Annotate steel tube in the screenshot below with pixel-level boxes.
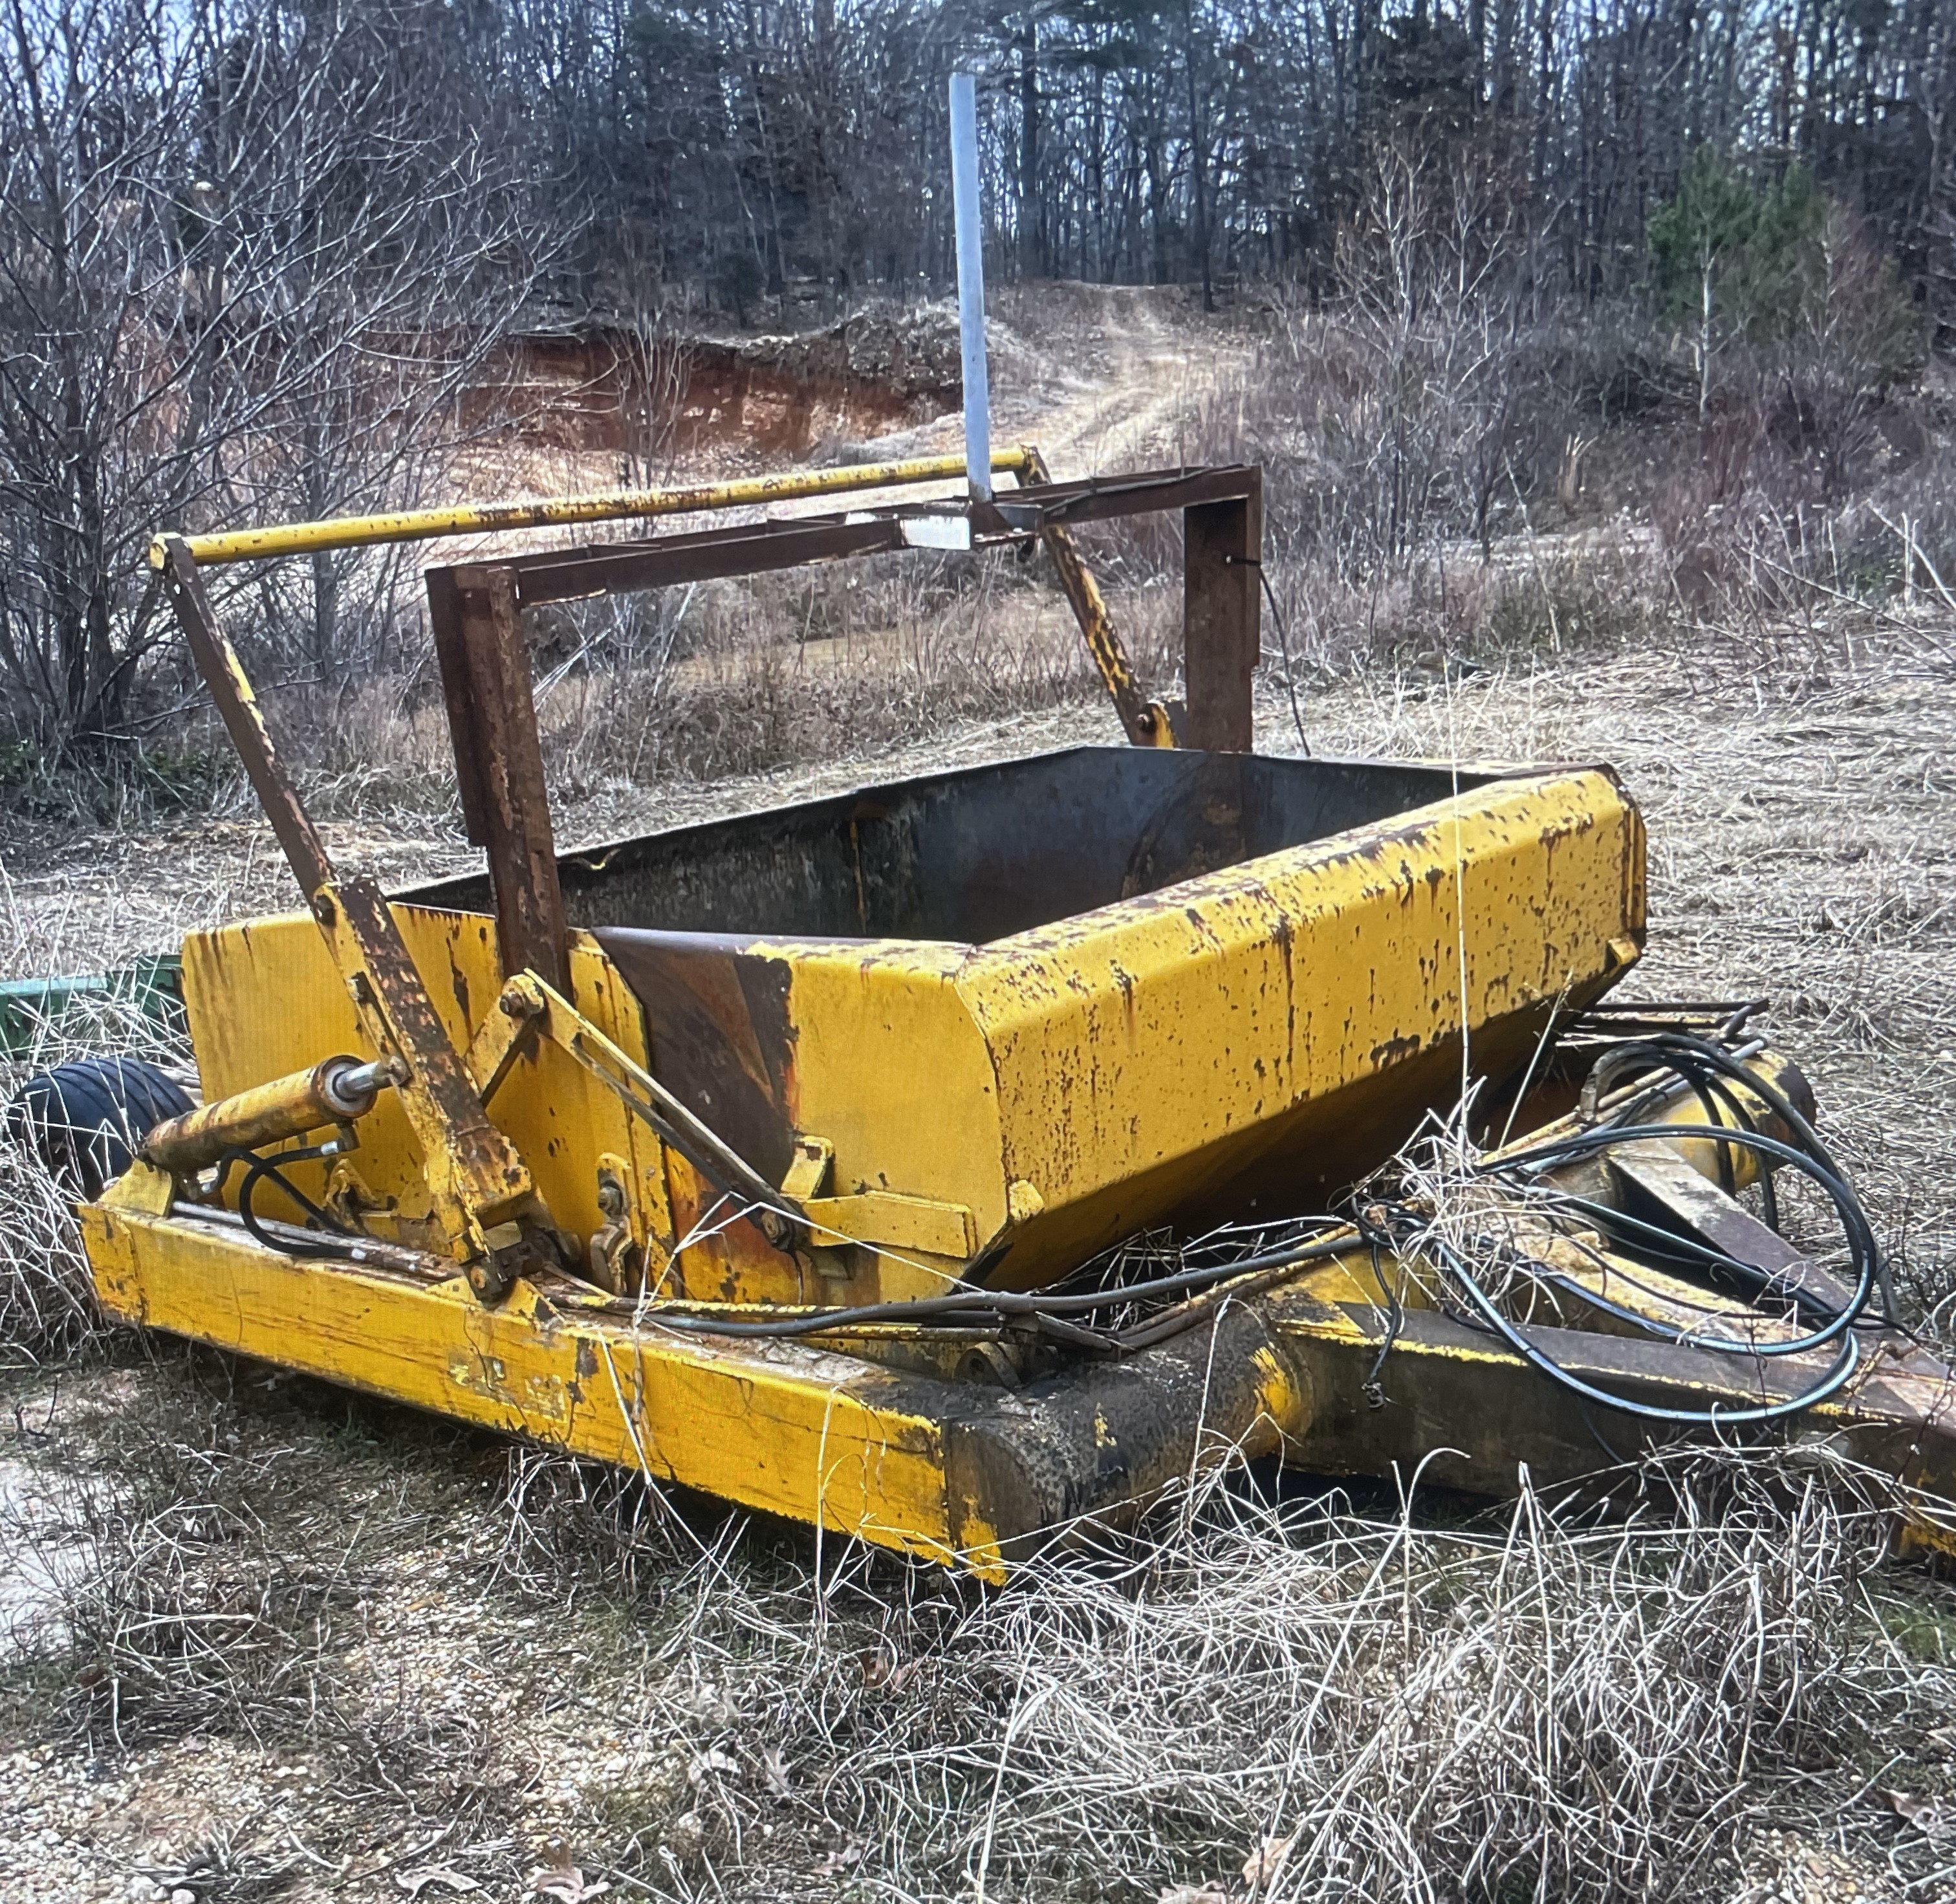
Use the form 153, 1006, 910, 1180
149, 449, 1036, 571
948, 72, 992, 503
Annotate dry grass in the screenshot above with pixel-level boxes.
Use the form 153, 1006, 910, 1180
1, 1359, 553, 1897
480, 1438, 1956, 1903
0, 1116, 107, 1368
3, 287, 1956, 1899
0, 998, 191, 1368
12, 1362, 1956, 1900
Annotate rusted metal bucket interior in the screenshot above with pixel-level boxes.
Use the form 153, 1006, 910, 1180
407, 747, 1499, 944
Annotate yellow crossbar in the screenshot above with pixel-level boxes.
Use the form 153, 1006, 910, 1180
149, 448, 1036, 569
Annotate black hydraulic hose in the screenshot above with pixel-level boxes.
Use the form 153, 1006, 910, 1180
229, 1143, 360, 1258
1417, 1102, 1886, 1421
1612, 1031, 1902, 1312
1598, 1034, 1860, 1259
1536, 1269, 1847, 1358
629, 1228, 1355, 1340
1516, 1183, 1847, 1326
1428, 1225, 1864, 1425
1493, 1124, 1878, 1356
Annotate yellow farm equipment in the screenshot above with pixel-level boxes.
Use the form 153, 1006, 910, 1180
32, 451, 1956, 1573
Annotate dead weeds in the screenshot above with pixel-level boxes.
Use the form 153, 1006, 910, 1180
1, 520, 1955, 1898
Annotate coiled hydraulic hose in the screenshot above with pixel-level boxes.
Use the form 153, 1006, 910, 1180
1366, 1031, 1890, 1426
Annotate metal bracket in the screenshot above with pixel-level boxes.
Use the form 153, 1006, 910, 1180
467, 972, 798, 1250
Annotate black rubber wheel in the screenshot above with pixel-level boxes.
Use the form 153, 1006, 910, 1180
4, 1056, 194, 1199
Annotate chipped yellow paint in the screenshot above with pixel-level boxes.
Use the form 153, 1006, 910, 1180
767, 766, 1645, 1286
166, 765, 1644, 1302
152, 448, 1039, 569
181, 907, 660, 1253
81, 1201, 1003, 1574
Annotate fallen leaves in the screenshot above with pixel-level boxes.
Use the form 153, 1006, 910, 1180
530, 1864, 610, 1902
1154, 1826, 1300, 1904
1241, 1830, 1298, 1894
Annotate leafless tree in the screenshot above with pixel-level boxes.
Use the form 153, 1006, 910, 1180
0, 0, 554, 751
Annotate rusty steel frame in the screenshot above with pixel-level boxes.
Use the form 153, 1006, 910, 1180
422, 461, 1263, 1001
154, 461, 1263, 1294
426, 565, 572, 994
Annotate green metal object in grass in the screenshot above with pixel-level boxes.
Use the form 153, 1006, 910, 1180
0, 955, 186, 1058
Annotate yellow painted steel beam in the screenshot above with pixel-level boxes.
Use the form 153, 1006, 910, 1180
78, 1064, 1956, 1570
148, 449, 1039, 570
157, 534, 558, 1292
82, 1194, 1001, 1571
80, 1179, 1312, 1570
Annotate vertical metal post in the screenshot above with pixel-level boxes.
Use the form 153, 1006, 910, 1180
428, 565, 570, 992
949, 71, 992, 503
1182, 469, 1261, 752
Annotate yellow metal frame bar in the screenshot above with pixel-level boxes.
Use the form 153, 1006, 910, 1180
157, 535, 559, 1293
83, 1192, 999, 1570
149, 448, 1039, 569
84, 1056, 1956, 1572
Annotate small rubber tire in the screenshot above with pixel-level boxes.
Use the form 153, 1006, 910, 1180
4, 1056, 193, 1200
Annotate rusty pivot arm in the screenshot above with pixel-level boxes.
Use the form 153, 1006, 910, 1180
465, 970, 799, 1249
157, 538, 560, 1300
1022, 448, 1175, 747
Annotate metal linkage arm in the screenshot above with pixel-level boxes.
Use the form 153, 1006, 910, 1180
1023, 448, 1175, 747
158, 540, 558, 1301
465, 973, 798, 1248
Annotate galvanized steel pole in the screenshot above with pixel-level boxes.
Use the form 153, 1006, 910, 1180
948, 72, 992, 503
